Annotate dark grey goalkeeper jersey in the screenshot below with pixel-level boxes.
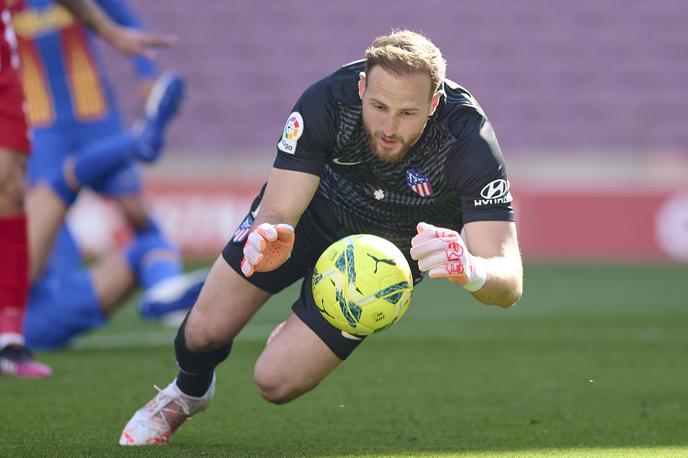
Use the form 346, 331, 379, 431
273, 60, 514, 258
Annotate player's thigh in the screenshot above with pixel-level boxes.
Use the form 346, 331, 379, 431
0, 146, 25, 175
115, 189, 150, 230
253, 270, 363, 402
92, 162, 149, 228
89, 249, 137, 313
184, 256, 273, 349
0, 147, 26, 213
254, 312, 341, 403
0, 147, 25, 180
94, 162, 149, 228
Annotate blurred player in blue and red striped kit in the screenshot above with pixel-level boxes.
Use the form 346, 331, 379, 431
0, 0, 182, 378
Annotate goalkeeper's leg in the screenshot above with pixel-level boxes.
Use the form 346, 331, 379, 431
253, 270, 363, 404
119, 258, 271, 446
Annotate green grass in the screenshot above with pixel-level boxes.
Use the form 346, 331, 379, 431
1, 263, 687, 457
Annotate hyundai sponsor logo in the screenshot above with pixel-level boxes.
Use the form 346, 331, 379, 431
474, 179, 512, 206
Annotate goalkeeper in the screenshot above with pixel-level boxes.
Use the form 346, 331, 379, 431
120, 29, 523, 446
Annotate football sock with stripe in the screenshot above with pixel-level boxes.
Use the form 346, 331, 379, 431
174, 316, 232, 397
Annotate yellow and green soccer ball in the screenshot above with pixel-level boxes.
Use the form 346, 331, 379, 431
312, 234, 413, 336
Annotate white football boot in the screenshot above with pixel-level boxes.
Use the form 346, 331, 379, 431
119, 376, 215, 445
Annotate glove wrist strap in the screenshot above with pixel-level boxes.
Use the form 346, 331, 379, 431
464, 257, 487, 292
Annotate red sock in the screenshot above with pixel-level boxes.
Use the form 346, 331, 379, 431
0, 214, 29, 336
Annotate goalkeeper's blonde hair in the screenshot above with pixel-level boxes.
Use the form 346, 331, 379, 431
364, 30, 446, 98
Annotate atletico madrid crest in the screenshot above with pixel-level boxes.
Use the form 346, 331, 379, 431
406, 169, 433, 197
232, 214, 254, 243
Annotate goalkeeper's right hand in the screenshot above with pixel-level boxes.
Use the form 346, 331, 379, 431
240, 223, 295, 277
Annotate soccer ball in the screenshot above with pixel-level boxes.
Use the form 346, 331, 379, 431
312, 234, 413, 336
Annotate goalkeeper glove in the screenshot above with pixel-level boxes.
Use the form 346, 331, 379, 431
409, 222, 487, 292
240, 223, 295, 277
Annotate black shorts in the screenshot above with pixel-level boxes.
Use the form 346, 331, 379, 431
222, 188, 364, 359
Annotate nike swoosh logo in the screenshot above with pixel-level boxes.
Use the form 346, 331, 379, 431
332, 158, 364, 166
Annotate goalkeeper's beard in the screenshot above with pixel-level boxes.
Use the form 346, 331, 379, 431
363, 124, 422, 164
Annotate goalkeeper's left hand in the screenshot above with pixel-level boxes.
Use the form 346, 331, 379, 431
410, 222, 487, 292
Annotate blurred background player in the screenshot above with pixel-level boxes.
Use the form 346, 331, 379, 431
22, 73, 206, 350
0, 0, 34, 376
14, 0, 208, 346
0, 0, 174, 378
13, 0, 182, 278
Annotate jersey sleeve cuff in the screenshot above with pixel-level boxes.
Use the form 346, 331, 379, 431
461, 210, 515, 224
273, 152, 326, 177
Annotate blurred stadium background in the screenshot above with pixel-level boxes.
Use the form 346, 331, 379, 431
74, 0, 688, 264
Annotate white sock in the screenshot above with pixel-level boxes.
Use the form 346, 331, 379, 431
0, 333, 25, 349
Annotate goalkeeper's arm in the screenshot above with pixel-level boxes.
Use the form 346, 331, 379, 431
240, 168, 320, 277
410, 221, 522, 308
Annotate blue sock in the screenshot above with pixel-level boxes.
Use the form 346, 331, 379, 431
124, 222, 182, 290
73, 133, 136, 188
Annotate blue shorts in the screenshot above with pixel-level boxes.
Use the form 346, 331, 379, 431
24, 267, 105, 350
28, 116, 142, 197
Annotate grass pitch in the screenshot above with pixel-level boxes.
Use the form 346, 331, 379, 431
1, 263, 687, 457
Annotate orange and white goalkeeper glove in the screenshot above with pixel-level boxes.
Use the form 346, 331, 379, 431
240, 223, 295, 277
409, 222, 487, 292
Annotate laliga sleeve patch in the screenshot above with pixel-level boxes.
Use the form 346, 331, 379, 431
278, 112, 304, 154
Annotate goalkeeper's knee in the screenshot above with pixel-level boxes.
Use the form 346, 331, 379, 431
174, 315, 233, 374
